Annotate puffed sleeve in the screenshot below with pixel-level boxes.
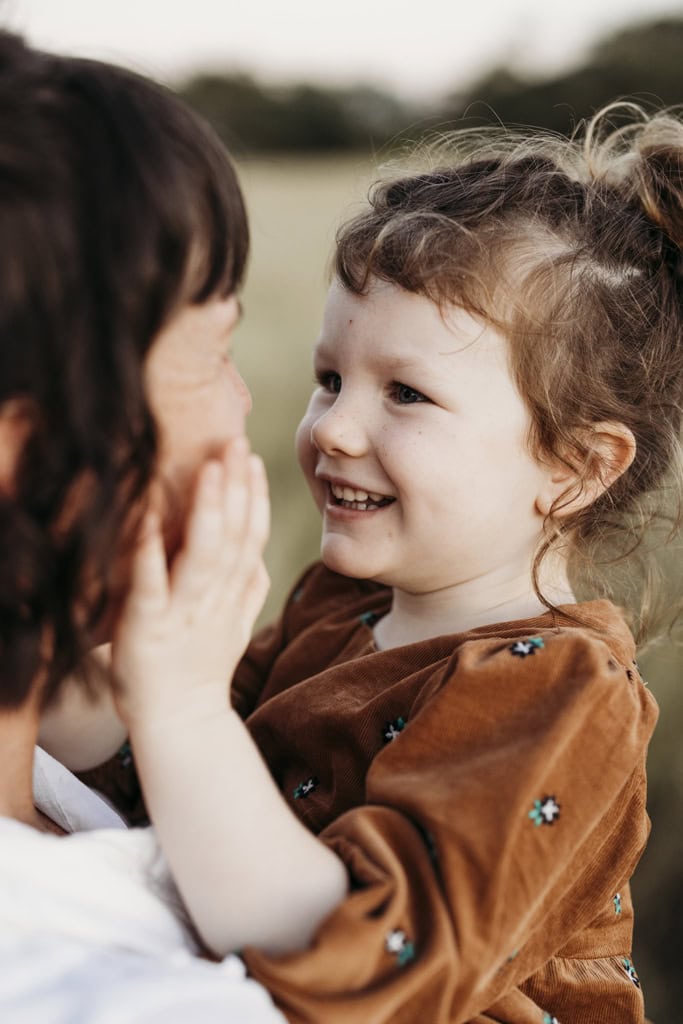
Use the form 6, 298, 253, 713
242, 627, 658, 1023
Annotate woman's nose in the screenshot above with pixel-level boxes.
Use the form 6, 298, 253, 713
232, 366, 252, 416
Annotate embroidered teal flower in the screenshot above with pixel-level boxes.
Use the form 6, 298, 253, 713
622, 958, 641, 988
117, 741, 133, 768
613, 893, 622, 915
360, 610, 380, 626
529, 795, 561, 826
385, 929, 415, 967
510, 637, 545, 657
293, 776, 319, 799
383, 717, 407, 742
422, 829, 438, 863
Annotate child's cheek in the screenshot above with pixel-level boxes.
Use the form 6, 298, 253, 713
295, 413, 317, 483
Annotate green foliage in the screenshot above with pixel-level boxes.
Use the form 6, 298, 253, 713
177, 18, 683, 152
177, 75, 420, 153
444, 18, 683, 133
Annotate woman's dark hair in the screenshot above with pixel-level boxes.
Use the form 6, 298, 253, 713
0, 32, 249, 708
335, 105, 683, 641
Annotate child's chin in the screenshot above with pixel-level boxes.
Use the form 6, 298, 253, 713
320, 545, 372, 581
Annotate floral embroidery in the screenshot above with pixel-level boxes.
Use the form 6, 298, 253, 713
613, 893, 622, 915
510, 637, 545, 657
385, 929, 415, 966
495, 948, 520, 977
293, 776, 319, 799
419, 828, 439, 863
360, 610, 380, 626
383, 717, 407, 742
622, 958, 641, 988
117, 741, 133, 768
543, 1015, 561, 1024
529, 795, 561, 826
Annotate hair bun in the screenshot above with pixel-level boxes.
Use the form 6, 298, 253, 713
587, 105, 683, 256
634, 139, 683, 254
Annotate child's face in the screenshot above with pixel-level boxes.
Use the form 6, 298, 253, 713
296, 278, 552, 595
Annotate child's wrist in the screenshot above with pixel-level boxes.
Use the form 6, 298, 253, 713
121, 682, 231, 738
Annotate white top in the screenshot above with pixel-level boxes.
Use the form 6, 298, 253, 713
0, 747, 285, 1023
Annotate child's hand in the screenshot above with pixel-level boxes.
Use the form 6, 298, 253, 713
112, 439, 270, 730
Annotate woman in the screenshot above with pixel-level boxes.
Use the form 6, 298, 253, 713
0, 30, 282, 1022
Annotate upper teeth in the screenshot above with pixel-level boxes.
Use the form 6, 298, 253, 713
331, 484, 386, 503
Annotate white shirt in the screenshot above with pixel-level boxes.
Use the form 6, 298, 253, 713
0, 748, 285, 1023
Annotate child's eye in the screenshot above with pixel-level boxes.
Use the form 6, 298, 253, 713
315, 370, 342, 394
390, 381, 429, 404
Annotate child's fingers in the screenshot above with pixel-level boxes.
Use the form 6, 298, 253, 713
247, 454, 271, 549
171, 440, 268, 605
172, 459, 226, 599
219, 453, 270, 589
242, 561, 271, 625
220, 437, 251, 544
125, 510, 170, 614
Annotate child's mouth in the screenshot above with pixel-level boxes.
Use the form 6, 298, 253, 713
329, 483, 394, 511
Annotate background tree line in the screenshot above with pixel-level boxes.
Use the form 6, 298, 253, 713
177, 18, 683, 152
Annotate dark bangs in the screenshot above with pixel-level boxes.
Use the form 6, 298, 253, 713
57, 55, 249, 347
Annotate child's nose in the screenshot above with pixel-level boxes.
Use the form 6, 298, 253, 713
310, 399, 367, 458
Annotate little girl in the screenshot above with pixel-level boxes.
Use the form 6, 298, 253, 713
97, 107, 683, 1023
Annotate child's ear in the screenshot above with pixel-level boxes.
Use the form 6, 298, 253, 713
535, 421, 636, 519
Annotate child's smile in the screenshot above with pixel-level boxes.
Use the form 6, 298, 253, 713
296, 277, 558, 603
326, 480, 395, 513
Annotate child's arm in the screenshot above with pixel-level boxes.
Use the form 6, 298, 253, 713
113, 439, 348, 957
38, 645, 128, 771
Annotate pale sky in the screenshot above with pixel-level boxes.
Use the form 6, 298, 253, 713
3, 0, 683, 99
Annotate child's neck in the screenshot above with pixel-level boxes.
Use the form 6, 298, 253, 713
372, 560, 576, 650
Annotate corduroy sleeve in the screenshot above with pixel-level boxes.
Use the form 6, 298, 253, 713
242, 627, 658, 1023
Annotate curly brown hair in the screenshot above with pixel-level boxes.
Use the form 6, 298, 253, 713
335, 105, 683, 640
0, 32, 249, 708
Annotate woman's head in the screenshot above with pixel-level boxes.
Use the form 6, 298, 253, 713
332, 106, 683, 630
0, 31, 249, 708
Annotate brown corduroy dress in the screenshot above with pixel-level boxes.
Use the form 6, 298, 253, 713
83, 561, 658, 1023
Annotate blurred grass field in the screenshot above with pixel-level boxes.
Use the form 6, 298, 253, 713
235, 154, 375, 621
235, 155, 682, 1019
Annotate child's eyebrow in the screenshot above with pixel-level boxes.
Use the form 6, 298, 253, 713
313, 343, 444, 380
